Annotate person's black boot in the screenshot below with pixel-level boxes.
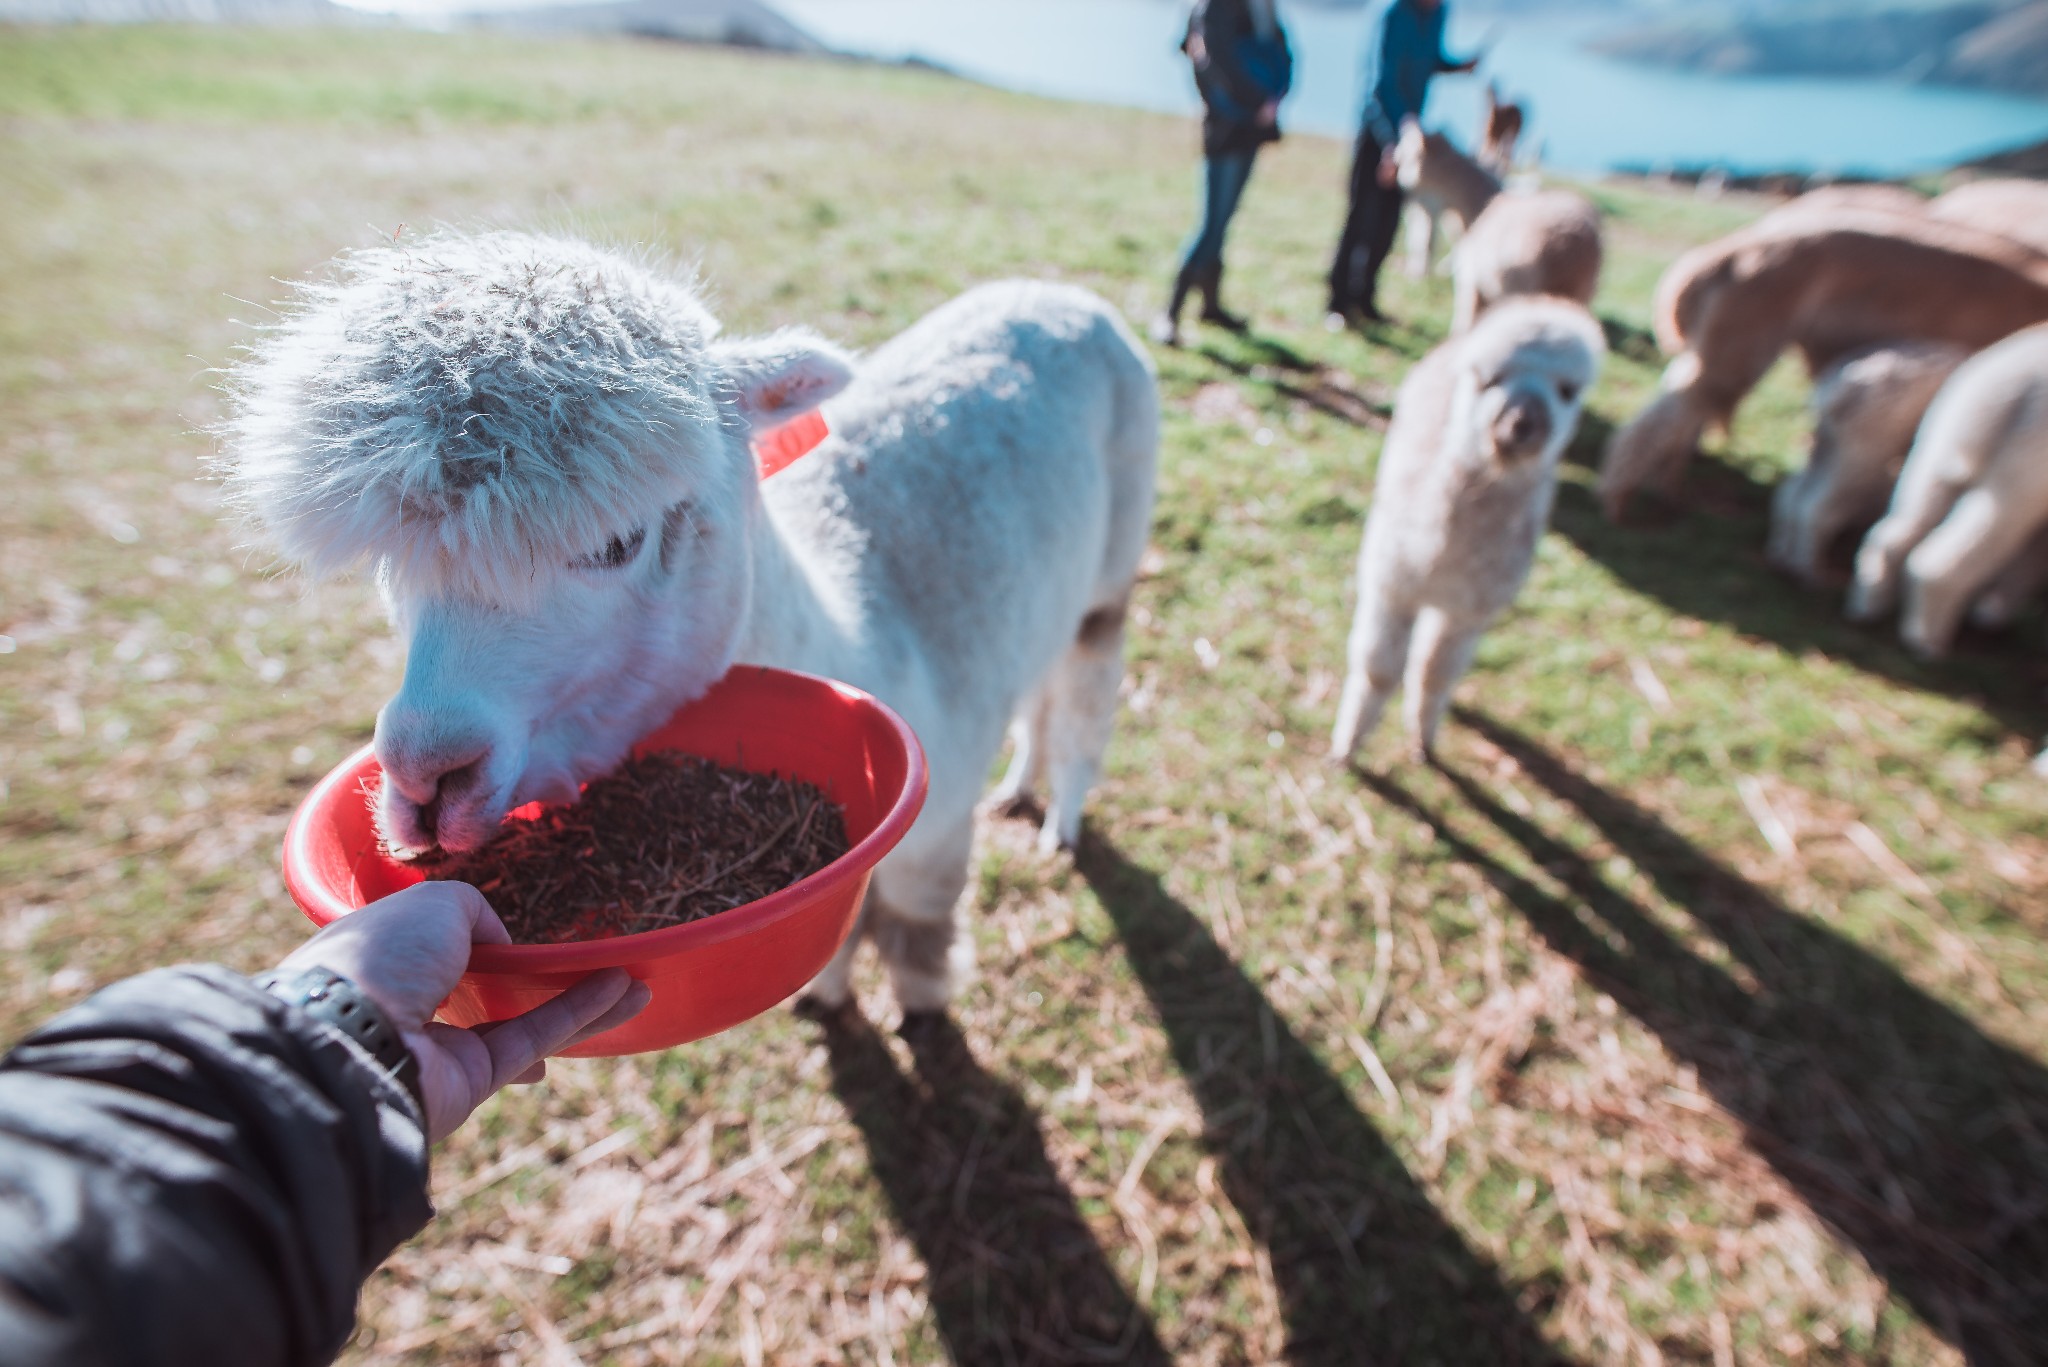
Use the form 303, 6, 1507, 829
1150, 263, 1197, 346
1195, 264, 1248, 332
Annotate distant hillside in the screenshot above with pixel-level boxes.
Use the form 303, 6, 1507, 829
1594, 1, 2048, 97
471, 0, 821, 52
0, 0, 353, 21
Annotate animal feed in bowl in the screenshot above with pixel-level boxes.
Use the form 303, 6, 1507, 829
409, 753, 849, 945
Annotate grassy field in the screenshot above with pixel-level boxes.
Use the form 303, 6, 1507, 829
4, 24, 2048, 1366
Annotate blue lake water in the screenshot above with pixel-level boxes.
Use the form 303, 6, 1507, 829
771, 0, 2048, 177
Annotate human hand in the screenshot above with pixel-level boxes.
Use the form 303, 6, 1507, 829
1378, 148, 1400, 188
278, 882, 650, 1142
1258, 100, 1278, 127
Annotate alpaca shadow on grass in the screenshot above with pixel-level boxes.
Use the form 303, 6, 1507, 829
1555, 405, 2048, 740
813, 1006, 1173, 1366
1193, 338, 1392, 432
1362, 712, 2048, 1364
1074, 837, 1567, 1367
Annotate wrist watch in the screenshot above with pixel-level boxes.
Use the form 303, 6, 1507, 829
255, 964, 425, 1116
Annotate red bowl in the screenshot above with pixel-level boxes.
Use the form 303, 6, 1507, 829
281, 665, 927, 1056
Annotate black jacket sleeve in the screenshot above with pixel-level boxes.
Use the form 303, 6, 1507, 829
0, 965, 433, 1367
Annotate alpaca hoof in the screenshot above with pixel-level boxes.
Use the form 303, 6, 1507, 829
1842, 585, 1887, 624
986, 790, 1042, 823
896, 1008, 949, 1044
793, 992, 859, 1025
1035, 821, 1078, 858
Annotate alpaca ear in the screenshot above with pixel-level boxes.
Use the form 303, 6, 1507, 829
713, 328, 856, 429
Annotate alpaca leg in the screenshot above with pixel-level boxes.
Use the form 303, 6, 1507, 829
1799, 471, 1888, 587
800, 890, 876, 1011
1403, 607, 1482, 761
1598, 355, 1715, 522
1767, 466, 1812, 572
986, 691, 1048, 816
1848, 477, 1966, 623
870, 813, 978, 1016
1036, 601, 1129, 854
1330, 591, 1414, 763
1971, 523, 2048, 628
1900, 490, 2035, 658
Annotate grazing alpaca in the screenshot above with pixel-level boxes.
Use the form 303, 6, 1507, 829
1478, 82, 1525, 175
1393, 120, 1602, 332
221, 231, 1160, 1015
1766, 183, 1928, 223
1330, 297, 1605, 763
1931, 178, 2048, 256
1848, 321, 2048, 658
1598, 210, 2048, 521
1766, 341, 1968, 585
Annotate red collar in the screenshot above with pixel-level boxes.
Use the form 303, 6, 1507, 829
751, 411, 829, 479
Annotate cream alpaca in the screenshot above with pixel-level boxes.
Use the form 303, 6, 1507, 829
1848, 321, 2048, 658
222, 231, 1160, 1015
1330, 297, 1605, 763
1766, 341, 1968, 584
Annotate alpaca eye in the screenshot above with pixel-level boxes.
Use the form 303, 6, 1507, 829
571, 527, 646, 570
1557, 382, 1580, 404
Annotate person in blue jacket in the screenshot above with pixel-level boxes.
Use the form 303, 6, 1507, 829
1153, 0, 1293, 346
1327, 0, 1479, 326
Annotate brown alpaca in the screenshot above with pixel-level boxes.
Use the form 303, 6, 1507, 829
1599, 210, 2048, 520
1394, 121, 1602, 331
1931, 178, 2048, 256
1478, 82, 1525, 175
1765, 183, 1927, 224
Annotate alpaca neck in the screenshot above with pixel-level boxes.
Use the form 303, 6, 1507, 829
733, 487, 865, 682
1430, 144, 1502, 231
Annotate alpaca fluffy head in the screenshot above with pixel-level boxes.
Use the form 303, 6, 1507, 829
219, 230, 848, 605
216, 230, 858, 853
1456, 295, 1605, 464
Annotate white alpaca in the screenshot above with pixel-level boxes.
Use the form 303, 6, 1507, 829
1848, 321, 2048, 658
1392, 120, 1602, 332
221, 231, 1160, 1014
1766, 341, 1968, 585
1330, 297, 1605, 762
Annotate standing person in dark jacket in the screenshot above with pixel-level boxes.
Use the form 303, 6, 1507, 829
1326, 0, 1478, 326
1153, 0, 1293, 347
0, 882, 649, 1367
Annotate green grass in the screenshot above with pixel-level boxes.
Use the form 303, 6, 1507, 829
4, 23, 2047, 1366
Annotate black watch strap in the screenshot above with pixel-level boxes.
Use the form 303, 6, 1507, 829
255, 965, 425, 1117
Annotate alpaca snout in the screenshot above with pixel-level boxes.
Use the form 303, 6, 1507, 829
372, 711, 505, 854
1492, 395, 1552, 457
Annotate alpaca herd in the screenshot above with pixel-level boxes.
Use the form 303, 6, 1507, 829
1601, 178, 2048, 663
218, 133, 2044, 1017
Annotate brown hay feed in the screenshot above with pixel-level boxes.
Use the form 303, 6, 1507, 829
409, 753, 849, 945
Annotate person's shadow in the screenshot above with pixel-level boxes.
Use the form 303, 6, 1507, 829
1075, 839, 1567, 1366
814, 1006, 1174, 1366
1361, 712, 2048, 1364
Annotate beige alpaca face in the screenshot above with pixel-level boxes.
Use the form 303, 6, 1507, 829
372, 478, 755, 856
1467, 342, 1593, 464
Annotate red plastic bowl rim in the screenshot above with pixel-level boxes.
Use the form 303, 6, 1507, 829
283, 669, 929, 976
